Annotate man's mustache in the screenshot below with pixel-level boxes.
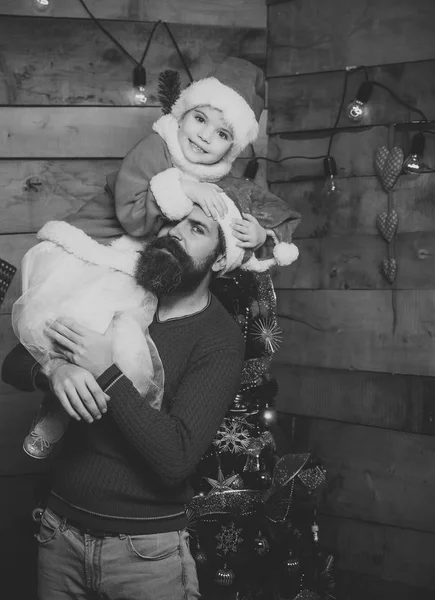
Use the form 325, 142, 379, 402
148, 236, 189, 263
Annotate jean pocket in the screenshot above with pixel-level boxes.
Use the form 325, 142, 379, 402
127, 532, 180, 561
34, 509, 61, 544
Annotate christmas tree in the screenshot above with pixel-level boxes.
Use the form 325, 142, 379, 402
186, 271, 336, 600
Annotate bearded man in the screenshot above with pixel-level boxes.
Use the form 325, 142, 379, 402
2, 197, 247, 600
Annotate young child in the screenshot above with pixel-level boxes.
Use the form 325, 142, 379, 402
12, 57, 300, 460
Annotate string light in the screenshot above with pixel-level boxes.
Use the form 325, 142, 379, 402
402, 131, 426, 175
32, 0, 52, 11
76, 1, 192, 106
70, 6, 432, 179
133, 66, 148, 105
321, 156, 340, 198
245, 69, 432, 187
346, 81, 373, 123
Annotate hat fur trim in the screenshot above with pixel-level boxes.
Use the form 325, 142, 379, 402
241, 236, 299, 273
37, 221, 142, 276
150, 168, 193, 220
171, 78, 259, 162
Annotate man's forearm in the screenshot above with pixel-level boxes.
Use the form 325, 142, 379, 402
98, 349, 244, 487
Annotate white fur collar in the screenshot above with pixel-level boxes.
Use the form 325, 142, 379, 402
37, 221, 143, 276
152, 114, 232, 182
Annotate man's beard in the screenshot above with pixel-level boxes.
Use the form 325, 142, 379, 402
134, 236, 217, 297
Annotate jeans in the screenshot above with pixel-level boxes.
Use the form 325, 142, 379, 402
36, 508, 200, 600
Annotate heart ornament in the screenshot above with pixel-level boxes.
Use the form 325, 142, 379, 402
376, 210, 399, 243
375, 146, 404, 191
381, 258, 397, 284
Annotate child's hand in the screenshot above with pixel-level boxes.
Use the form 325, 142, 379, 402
231, 213, 267, 250
181, 180, 227, 220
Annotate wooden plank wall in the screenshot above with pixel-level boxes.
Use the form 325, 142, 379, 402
0, 2, 266, 596
267, 0, 435, 596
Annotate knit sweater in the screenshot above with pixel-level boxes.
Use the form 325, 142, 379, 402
2, 295, 244, 534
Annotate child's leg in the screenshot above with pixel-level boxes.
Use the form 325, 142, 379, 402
23, 393, 71, 459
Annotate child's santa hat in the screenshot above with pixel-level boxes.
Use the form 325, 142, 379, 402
171, 57, 265, 163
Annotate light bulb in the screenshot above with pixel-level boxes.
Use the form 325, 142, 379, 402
32, 0, 52, 11
402, 132, 425, 175
133, 66, 147, 105
322, 156, 340, 198
346, 81, 373, 123
134, 86, 148, 105
243, 158, 259, 180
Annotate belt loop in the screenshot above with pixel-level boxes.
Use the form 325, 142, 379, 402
60, 517, 68, 532
118, 533, 127, 540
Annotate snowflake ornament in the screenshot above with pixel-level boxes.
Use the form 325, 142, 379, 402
213, 418, 251, 454
251, 318, 283, 354
216, 521, 243, 555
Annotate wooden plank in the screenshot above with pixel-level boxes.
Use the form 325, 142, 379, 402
267, 0, 435, 76
319, 514, 435, 589
275, 290, 435, 376
297, 418, 435, 533
0, 234, 37, 314
0, 159, 120, 234
267, 127, 387, 181
267, 125, 435, 182
0, 0, 267, 28
0, 106, 269, 159
0, 106, 162, 158
272, 364, 435, 436
267, 61, 435, 133
336, 570, 435, 600
0, 17, 266, 106
270, 173, 435, 238
273, 231, 435, 291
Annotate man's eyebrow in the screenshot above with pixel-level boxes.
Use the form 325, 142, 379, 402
186, 216, 211, 234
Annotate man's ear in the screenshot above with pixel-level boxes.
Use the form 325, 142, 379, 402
211, 252, 226, 273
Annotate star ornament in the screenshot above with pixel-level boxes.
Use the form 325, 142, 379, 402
205, 468, 239, 493
251, 318, 283, 354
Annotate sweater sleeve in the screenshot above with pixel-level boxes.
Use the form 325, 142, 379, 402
98, 344, 244, 487
114, 133, 174, 237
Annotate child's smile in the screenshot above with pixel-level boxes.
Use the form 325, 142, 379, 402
178, 106, 233, 165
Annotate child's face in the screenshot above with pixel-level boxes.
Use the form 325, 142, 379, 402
177, 106, 233, 165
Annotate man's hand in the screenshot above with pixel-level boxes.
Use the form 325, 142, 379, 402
180, 180, 227, 220
49, 363, 110, 423
231, 213, 267, 250
46, 317, 114, 379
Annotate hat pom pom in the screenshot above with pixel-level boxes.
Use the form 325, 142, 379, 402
273, 242, 299, 266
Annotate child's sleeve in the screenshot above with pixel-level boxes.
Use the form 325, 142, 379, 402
114, 132, 192, 236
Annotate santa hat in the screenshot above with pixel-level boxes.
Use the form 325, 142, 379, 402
216, 183, 300, 276
170, 57, 265, 163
